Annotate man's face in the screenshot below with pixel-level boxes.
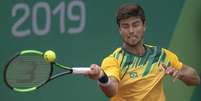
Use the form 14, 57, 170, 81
119, 17, 146, 47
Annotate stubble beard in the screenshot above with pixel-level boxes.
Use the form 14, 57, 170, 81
122, 36, 144, 48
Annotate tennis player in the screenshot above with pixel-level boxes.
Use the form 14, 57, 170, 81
87, 3, 200, 101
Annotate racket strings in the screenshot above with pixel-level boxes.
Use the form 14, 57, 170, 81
6, 55, 51, 89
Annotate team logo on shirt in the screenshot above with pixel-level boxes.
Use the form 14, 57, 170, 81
129, 72, 138, 79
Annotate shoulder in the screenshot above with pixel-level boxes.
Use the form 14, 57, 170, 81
145, 44, 178, 57
161, 48, 177, 57
102, 47, 123, 64
144, 44, 163, 55
103, 47, 123, 59
144, 44, 177, 54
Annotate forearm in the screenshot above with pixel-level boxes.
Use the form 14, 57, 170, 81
179, 65, 200, 86
87, 64, 119, 97
99, 77, 118, 97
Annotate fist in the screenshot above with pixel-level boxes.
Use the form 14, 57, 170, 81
87, 64, 103, 80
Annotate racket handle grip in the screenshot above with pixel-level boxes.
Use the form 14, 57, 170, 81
72, 68, 90, 74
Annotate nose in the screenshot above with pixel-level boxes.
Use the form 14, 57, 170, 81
129, 26, 135, 34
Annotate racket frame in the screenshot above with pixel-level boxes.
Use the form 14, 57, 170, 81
4, 50, 53, 92
4, 50, 89, 92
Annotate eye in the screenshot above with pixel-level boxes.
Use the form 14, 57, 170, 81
133, 22, 140, 28
121, 24, 129, 29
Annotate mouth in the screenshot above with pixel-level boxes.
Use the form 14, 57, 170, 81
128, 35, 137, 40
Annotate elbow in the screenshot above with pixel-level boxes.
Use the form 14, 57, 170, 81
105, 88, 118, 98
100, 84, 118, 98
194, 75, 200, 85
196, 76, 200, 85
185, 76, 200, 86
185, 82, 199, 86
105, 93, 115, 98
105, 90, 117, 98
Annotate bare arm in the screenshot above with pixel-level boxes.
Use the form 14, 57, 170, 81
166, 64, 200, 86
178, 64, 200, 85
99, 76, 118, 97
87, 64, 118, 97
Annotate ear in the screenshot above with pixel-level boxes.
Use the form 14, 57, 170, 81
119, 27, 123, 35
144, 26, 146, 31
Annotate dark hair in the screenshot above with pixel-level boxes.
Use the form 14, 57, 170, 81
116, 3, 145, 26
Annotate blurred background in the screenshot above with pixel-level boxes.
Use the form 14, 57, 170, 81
0, 0, 200, 101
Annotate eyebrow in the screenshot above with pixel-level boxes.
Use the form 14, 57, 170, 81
132, 20, 141, 24
120, 23, 129, 26
121, 20, 141, 25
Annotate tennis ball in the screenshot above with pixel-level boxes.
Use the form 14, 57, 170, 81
44, 50, 56, 63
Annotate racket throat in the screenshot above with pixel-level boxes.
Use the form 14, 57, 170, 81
50, 70, 73, 80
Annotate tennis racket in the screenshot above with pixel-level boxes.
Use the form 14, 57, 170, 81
4, 50, 90, 92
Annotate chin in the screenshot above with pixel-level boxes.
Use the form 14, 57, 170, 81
126, 43, 138, 47
123, 38, 142, 47
129, 41, 138, 46
127, 41, 141, 47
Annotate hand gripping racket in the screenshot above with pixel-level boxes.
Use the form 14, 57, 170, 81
4, 50, 90, 92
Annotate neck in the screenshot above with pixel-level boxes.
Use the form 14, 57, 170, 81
123, 43, 145, 56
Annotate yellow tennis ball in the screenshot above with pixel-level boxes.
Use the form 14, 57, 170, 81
44, 50, 56, 62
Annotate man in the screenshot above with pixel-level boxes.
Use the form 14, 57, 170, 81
87, 3, 200, 101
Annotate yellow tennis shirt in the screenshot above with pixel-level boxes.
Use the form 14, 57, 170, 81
101, 44, 183, 101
